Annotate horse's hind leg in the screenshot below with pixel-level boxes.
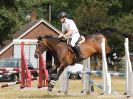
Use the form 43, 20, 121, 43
48, 66, 65, 92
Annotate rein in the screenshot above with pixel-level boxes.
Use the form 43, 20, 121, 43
45, 37, 67, 59
47, 39, 61, 49
40, 37, 66, 53
38, 36, 69, 57
48, 37, 66, 48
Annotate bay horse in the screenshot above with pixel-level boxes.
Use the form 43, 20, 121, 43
34, 33, 111, 92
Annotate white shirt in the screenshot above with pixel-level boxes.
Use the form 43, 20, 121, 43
62, 18, 79, 34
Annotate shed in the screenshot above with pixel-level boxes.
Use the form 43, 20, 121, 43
0, 19, 61, 68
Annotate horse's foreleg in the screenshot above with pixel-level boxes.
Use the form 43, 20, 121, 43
49, 66, 57, 74
48, 66, 57, 83
48, 66, 65, 92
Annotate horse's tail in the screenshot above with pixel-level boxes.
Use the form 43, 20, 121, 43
99, 27, 129, 65
100, 27, 133, 40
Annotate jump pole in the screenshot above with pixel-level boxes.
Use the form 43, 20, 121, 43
0, 78, 37, 88
20, 41, 48, 89
81, 57, 90, 94
59, 66, 69, 94
38, 55, 48, 88
87, 38, 111, 94
59, 38, 111, 95
59, 58, 90, 95
20, 42, 32, 88
83, 39, 112, 94
125, 38, 133, 96
101, 38, 111, 94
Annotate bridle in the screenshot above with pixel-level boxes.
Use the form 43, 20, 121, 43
37, 37, 62, 53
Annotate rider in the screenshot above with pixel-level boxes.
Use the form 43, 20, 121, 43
58, 12, 82, 60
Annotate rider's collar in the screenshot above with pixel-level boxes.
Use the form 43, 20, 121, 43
63, 18, 68, 23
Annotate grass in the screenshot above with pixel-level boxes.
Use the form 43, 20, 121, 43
0, 76, 129, 99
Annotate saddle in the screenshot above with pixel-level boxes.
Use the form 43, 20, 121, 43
76, 36, 85, 45
58, 36, 85, 62
58, 35, 85, 45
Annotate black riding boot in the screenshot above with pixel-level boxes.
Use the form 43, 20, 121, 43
72, 45, 83, 62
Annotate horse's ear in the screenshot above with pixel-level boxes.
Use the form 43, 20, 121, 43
36, 36, 42, 40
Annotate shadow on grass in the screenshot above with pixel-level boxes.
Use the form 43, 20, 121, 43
18, 94, 78, 99
43, 95, 73, 98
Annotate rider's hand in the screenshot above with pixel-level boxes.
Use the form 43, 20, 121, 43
58, 34, 64, 38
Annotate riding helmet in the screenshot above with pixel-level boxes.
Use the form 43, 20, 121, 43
58, 12, 68, 19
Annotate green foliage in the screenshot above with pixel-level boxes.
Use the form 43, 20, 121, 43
0, 0, 133, 57
74, 1, 109, 35
121, 0, 133, 13
115, 14, 133, 34
51, 0, 82, 29
115, 14, 133, 52
1, 0, 133, 71
0, 0, 49, 47
0, 8, 21, 46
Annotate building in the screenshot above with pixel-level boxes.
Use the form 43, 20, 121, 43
0, 19, 61, 68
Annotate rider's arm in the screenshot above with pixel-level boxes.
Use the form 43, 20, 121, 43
59, 29, 72, 38
59, 20, 76, 38
58, 24, 66, 38
63, 29, 72, 37
63, 21, 74, 37
59, 26, 72, 38
64, 20, 78, 37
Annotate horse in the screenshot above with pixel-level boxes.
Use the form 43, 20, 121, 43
34, 33, 111, 92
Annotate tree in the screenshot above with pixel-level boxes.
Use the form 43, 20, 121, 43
115, 14, 133, 34
0, 0, 49, 47
74, 1, 109, 35
0, 8, 20, 47
115, 14, 133, 52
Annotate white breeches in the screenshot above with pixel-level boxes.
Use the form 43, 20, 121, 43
70, 33, 80, 47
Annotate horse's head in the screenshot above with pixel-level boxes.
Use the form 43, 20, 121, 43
34, 36, 47, 58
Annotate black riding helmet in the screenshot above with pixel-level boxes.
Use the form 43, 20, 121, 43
58, 12, 68, 19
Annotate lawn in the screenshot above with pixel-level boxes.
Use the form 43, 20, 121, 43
0, 76, 130, 99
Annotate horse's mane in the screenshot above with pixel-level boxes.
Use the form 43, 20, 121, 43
42, 35, 58, 40
40, 35, 69, 48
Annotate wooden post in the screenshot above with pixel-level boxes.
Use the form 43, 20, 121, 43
38, 55, 48, 88
20, 42, 32, 88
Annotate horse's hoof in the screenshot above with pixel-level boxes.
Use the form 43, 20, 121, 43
48, 87, 52, 92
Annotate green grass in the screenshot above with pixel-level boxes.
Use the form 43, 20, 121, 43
0, 77, 128, 99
